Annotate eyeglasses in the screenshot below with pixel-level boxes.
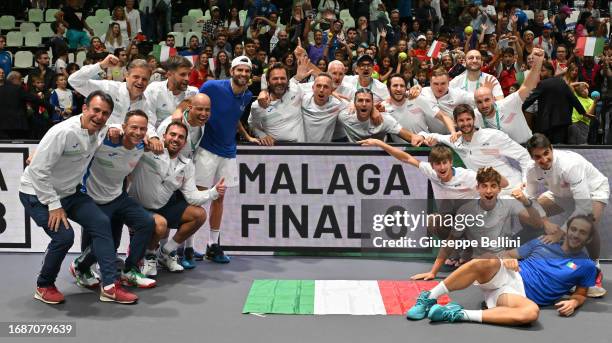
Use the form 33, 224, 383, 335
359, 63, 373, 69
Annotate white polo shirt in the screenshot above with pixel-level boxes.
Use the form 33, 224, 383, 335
248, 78, 305, 142
144, 80, 199, 128
420, 87, 475, 134
474, 92, 533, 144
383, 96, 437, 143
301, 95, 348, 142
449, 71, 504, 98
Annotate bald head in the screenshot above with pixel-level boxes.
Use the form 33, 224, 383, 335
188, 93, 211, 126
474, 86, 495, 116
328, 60, 346, 89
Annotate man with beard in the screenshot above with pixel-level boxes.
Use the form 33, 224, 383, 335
415, 104, 534, 196
270, 30, 292, 60
145, 56, 199, 127
449, 50, 504, 99
69, 54, 163, 153
159, 93, 212, 268
338, 89, 418, 143
524, 134, 609, 297
195, 56, 254, 263
130, 122, 225, 274
72, 110, 158, 290
306, 30, 325, 65
342, 55, 390, 103
417, 68, 479, 134
407, 215, 597, 325
248, 57, 312, 144
20, 91, 138, 304
383, 74, 458, 143
473, 48, 544, 144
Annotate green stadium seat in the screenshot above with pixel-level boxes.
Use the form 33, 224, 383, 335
0, 15, 16, 30
45, 9, 60, 22
20, 22, 37, 33
6, 31, 23, 47
28, 9, 44, 23
25, 31, 43, 47
14, 51, 33, 68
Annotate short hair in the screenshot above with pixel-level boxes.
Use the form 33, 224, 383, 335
127, 58, 151, 72
164, 55, 193, 71
354, 88, 374, 102
35, 50, 49, 60
453, 104, 475, 121
244, 38, 256, 46
566, 215, 596, 239
525, 133, 552, 155
315, 72, 333, 83
124, 109, 148, 123
7, 71, 22, 82
476, 167, 502, 185
265, 62, 287, 81
0, 35, 5, 42
386, 73, 406, 90
54, 73, 67, 82
113, 47, 125, 57
165, 121, 188, 136
502, 47, 515, 55
347, 27, 357, 34
430, 68, 449, 78
30, 74, 44, 83
85, 90, 114, 112
541, 61, 554, 74
166, 34, 175, 40
428, 145, 454, 164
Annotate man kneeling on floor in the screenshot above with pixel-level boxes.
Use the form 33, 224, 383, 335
406, 215, 598, 325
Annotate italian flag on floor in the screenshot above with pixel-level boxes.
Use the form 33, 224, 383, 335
152, 45, 177, 62
243, 280, 451, 315
576, 37, 605, 57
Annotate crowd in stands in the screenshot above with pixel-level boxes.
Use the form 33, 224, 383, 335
0, 0, 611, 144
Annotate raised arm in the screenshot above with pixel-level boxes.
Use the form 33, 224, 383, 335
358, 138, 421, 167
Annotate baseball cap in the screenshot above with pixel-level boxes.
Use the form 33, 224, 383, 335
356, 54, 374, 65
543, 23, 553, 30
231, 55, 252, 70
417, 35, 426, 41
560, 5, 572, 15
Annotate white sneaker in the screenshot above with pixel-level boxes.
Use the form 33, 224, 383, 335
69, 260, 100, 288
141, 254, 158, 277
158, 249, 184, 272
121, 267, 157, 288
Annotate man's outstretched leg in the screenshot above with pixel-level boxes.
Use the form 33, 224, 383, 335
407, 258, 539, 325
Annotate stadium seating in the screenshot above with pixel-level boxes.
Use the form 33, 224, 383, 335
14, 51, 33, 68
45, 8, 60, 22
28, 9, 44, 23
20, 22, 37, 34
24, 31, 42, 47
6, 31, 24, 47
75, 50, 87, 66
188, 9, 204, 20
0, 15, 16, 31
96, 9, 111, 18
38, 23, 54, 38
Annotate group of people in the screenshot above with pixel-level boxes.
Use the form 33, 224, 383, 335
6, 0, 611, 328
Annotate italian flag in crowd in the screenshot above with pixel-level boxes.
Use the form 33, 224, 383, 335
576, 37, 605, 57
427, 40, 443, 58
243, 280, 451, 315
152, 44, 177, 62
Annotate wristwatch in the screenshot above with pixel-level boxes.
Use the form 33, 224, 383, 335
523, 198, 533, 208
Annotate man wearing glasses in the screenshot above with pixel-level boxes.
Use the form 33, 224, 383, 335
342, 55, 390, 104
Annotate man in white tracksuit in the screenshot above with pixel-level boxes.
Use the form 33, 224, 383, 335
19, 91, 138, 305
524, 133, 610, 298
129, 121, 225, 276
144, 55, 199, 128
415, 104, 534, 196
68, 54, 163, 153
72, 110, 160, 290
157, 93, 211, 268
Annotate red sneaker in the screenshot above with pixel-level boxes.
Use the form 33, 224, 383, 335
34, 285, 65, 304
99, 281, 138, 304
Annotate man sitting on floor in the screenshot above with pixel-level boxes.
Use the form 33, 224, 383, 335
406, 215, 598, 325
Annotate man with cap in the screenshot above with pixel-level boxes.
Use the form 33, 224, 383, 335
552, 5, 572, 43
194, 56, 255, 263
342, 54, 390, 104
536, 23, 555, 58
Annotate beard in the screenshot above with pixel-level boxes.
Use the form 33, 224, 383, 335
270, 83, 288, 97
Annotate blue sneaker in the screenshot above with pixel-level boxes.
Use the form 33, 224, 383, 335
180, 247, 196, 269
180, 258, 196, 269
428, 302, 465, 322
406, 291, 438, 320
193, 250, 205, 261
206, 244, 230, 264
